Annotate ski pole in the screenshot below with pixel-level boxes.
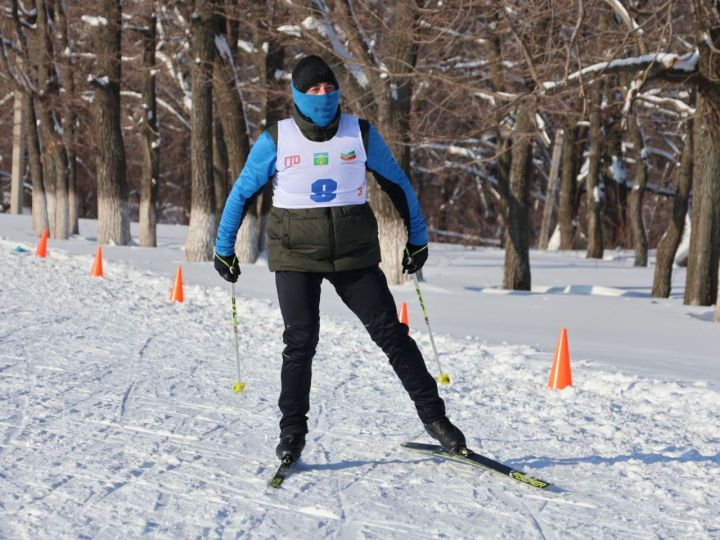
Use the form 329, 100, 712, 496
230, 282, 246, 393
411, 273, 450, 385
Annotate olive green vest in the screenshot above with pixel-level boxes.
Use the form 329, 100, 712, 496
265, 108, 380, 272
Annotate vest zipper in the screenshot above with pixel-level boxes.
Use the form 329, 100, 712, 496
328, 208, 336, 270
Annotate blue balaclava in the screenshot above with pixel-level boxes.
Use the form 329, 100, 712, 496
291, 55, 340, 128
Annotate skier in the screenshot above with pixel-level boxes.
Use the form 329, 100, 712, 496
213, 55, 466, 463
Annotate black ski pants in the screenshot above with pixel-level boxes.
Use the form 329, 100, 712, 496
275, 265, 446, 435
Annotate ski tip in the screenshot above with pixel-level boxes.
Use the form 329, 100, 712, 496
268, 456, 296, 488
269, 478, 283, 488
509, 470, 552, 489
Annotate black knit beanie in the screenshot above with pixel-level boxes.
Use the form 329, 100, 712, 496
291, 55, 339, 93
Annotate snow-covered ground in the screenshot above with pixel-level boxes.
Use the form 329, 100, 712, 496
1, 214, 719, 539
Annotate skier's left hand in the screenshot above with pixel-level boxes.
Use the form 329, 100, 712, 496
402, 242, 428, 274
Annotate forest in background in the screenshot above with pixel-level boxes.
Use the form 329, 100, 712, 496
0, 1, 718, 317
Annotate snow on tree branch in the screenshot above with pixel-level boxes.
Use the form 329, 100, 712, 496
301, 15, 369, 88
87, 74, 109, 87
542, 51, 700, 93
213, 34, 234, 65
603, 0, 647, 54
703, 32, 720, 54
81, 15, 108, 27
277, 25, 301, 38
0, 36, 20, 53
635, 93, 696, 117
237, 40, 256, 54
120, 90, 191, 130
0, 92, 13, 108
416, 143, 484, 162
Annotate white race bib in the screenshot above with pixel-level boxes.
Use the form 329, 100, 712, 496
273, 114, 368, 208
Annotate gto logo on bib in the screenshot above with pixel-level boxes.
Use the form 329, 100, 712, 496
284, 155, 301, 168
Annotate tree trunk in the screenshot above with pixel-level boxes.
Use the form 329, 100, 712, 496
93, 0, 131, 245
627, 112, 649, 266
213, 119, 229, 225
684, 93, 720, 305
539, 129, 564, 249
256, 3, 288, 256
374, 0, 424, 285
138, 2, 159, 247
185, 0, 216, 261
558, 123, 584, 249
55, 0, 79, 235
652, 120, 693, 298
585, 84, 604, 259
212, 15, 249, 182
23, 93, 48, 234
34, 0, 70, 240
213, 8, 252, 260
10, 91, 25, 214
503, 99, 534, 290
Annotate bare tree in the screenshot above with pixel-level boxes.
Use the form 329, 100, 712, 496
626, 110, 649, 266
539, 129, 564, 249
212, 2, 251, 260
34, 0, 70, 239
558, 122, 583, 249
23, 92, 49, 234
684, 0, 720, 306
0, 5, 49, 231
184, 0, 216, 261
9, 90, 24, 214
684, 97, 720, 305
55, 0, 79, 235
212, 116, 229, 224
503, 98, 535, 290
257, 1, 289, 255
652, 121, 693, 298
585, 82, 604, 259
135, 0, 160, 247
89, 0, 131, 245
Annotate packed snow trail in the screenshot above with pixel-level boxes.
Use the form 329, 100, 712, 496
1, 238, 719, 539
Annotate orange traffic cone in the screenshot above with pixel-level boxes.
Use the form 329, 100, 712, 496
548, 328, 572, 389
398, 301, 409, 333
90, 246, 104, 277
169, 265, 184, 303
35, 228, 49, 258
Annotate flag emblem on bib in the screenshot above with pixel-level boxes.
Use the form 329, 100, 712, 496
340, 150, 357, 162
313, 152, 329, 166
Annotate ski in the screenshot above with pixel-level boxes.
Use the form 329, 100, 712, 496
401, 442, 551, 490
268, 456, 295, 488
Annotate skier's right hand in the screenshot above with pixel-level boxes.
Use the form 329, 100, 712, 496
402, 242, 428, 274
214, 251, 241, 283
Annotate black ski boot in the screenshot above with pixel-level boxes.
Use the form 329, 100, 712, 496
275, 432, 306, 462
424, 416, 466, 452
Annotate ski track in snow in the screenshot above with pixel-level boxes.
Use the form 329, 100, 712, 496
1, 239, 719, 539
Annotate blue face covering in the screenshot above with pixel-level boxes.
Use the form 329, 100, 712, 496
291, 82, 340, 128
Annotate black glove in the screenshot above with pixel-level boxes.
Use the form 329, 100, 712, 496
214, 251, 240, 283
402, 242, 428, 274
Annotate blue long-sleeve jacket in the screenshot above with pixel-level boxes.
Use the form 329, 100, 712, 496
215, 121, 428, 256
